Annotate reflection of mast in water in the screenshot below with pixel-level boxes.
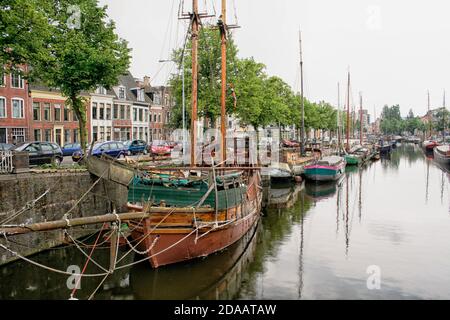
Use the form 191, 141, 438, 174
358, 169, 362, 223
441, 171, 444, 204
345, 174, 350, 256
298, 190, 305, 299
425, 160, 430, 204
336, 180, 341, 235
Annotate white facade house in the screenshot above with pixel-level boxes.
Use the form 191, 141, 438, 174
131, 88, 150, 142
90, 87, 115, 143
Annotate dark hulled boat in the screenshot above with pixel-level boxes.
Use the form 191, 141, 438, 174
433, 145, 450, 166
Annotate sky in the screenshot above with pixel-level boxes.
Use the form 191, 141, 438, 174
98, 0, 450, 120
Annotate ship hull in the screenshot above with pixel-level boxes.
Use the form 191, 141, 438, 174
127, 171, 262, 268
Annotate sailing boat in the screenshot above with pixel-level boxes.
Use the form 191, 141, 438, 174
434, 90, 450, 165
423, 90, 440, 153
126, 0, 262, 268
343, 72, 362, 166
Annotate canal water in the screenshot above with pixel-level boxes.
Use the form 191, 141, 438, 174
1, 144, 449, 299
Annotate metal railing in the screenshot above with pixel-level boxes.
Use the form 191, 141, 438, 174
0, 151, 14, 174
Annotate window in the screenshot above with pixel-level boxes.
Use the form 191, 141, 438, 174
92, 102, 97, 120
145, 110, 148, 123
73, 111, 78, 121
64, 106, 69, 121
158, 114, 161, 123
11, 73, 24, 89
137, 89, 145, 102
33, 102, 41, 121
133, 127, 138, 139
44, 129, 51, 142
93, 126, 98, 142
34, 129, 41, 141
153, 93, 161, 105
12, 99, 24, 118
106, 104, 111, 120
96, 86, 107, 95
11, 128, 25, 143
139, 109, 143, 122
99, 126, 105, 141
64, 129, 71, 144
41, 143, 53, 151
106, 126, 112, 141
120, 105, 125, 120
118, 86, 126, 99
153, 113, 157, 122
54, 104, 61, 122
0, 97, 6, 118
113, 104, 118, 119
0, 70, 5, 87
99, 103, 104, 120
126, 106, 130, 120
73, 129, 79, 143
133, 108, 138, 122
44, 103, 51, 121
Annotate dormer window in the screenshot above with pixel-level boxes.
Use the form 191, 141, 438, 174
96, 86, 107, 95
118, 86, 126, 99
137, 89, 145, 102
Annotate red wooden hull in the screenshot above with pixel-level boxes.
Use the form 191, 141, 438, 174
128, 171, 262, 268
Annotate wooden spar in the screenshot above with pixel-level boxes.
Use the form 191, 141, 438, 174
346, 71, 350, 152
220, 0, 227, 165
360, 92, 363, 144
0, 208, 217, 236
191, 0, 199, 166
144, 166, 262, 171
299, 30, 305, 156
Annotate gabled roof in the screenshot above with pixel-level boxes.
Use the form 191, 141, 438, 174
112, 71, 152, 105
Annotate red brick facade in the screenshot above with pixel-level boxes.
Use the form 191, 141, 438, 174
0, 68, 32, 144
30, 93, 81, 146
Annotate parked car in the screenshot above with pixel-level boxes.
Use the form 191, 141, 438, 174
72, 141, 127, 162
148, 140, 171, 156
11, 142, 63, 166
62, 143, 81, 157
0, 143, 14, 151
124, 140, 148, 155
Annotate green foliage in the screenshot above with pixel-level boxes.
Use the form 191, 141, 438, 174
168, 26, 338, 133
1, 0, 131, 152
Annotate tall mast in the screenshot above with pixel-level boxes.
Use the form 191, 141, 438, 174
346, 71, 350, 151
428, 90, 431, 139
190, 0, 199, 166
220, 0, 227, 165
337, 82, 341, 153
360, 92, 363, 144
299, 30, 305, 156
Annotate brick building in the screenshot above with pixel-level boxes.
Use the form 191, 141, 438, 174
0, 67, 32, 144
29, 85, 85, 146
145, 85, 174, 141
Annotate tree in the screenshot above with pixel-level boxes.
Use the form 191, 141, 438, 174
40, 0, 130, 153
0, 0, 53, 77
2, 0, 131, 153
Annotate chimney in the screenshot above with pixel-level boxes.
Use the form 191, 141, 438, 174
143, 76, 151, 88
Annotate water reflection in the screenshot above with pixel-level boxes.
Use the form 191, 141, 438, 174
1, 145, 449, 299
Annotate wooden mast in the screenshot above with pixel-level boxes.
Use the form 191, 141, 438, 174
346, 71, 350, 151
360, 92, 363, 144
299, 30, 305, 156
220, 0, 227, 165
337, 82, 341, 153
428, 90, 431, 139
190, 0, 199, 166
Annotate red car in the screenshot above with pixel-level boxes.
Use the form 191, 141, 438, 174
149, 140, 171, 155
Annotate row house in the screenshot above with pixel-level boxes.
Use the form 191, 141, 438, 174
0, 67, 32, 144
145, 85, 174, 141
29, 84, 84, 146
90, 71, 151, 143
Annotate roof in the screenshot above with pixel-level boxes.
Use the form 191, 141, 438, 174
111, 71, 152, 105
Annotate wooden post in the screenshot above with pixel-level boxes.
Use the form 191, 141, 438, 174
220, 0, 227, 165
191, 0, 199, 166
299, 30, 305, 156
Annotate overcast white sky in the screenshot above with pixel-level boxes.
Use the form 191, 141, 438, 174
98, 0, 450, 120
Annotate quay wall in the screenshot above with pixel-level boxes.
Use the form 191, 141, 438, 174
0, 171, 128, 266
